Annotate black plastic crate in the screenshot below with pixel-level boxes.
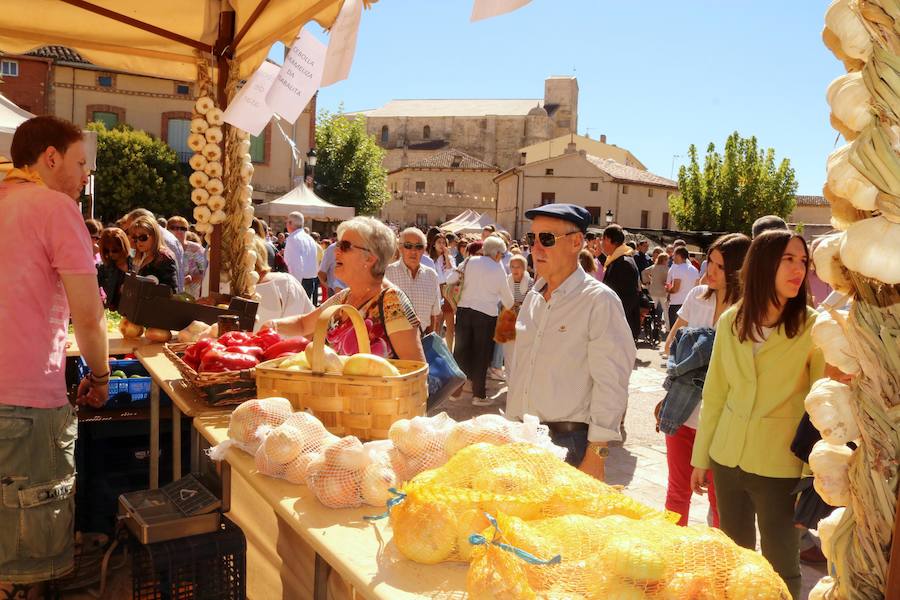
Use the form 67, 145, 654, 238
131, 516, 246, 600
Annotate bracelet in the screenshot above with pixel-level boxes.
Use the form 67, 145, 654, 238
89, 371, 110, 383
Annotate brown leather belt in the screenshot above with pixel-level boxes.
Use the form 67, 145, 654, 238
542, 421, 588, 435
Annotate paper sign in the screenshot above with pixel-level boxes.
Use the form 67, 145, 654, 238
266, 30, 327, 124
321, 0, 362, 87
470, 0, 531, 22
222, 61, 280, 136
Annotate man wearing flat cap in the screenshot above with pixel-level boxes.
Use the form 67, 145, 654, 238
506, 203, 636, 481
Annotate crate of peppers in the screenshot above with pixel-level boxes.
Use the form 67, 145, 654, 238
164, 327, 310, 406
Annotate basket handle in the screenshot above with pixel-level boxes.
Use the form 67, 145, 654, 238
310, 303, 371, 373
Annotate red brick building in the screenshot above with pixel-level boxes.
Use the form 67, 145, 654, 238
0, 53, 51, 115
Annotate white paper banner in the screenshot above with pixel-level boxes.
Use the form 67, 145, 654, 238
470, 0, 531, 22
266, 31, 327, 124
321, 0, 362, 87
222, 61, 280, 136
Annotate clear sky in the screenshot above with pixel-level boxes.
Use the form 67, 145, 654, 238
269, 0, 842, 195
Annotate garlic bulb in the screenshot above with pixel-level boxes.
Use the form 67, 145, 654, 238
840, 215, 900, 284
206, 107, 224, 126
826, 144, 878, 210
205, 126, 223, 144
815, 507, 845, 561
193, 205, 212, 224
240, 185, 253, 203
827, 72, 873, 139
823, 183, 867, 230
244, 229, 257, 246
247, 270, 260, 286
203, 161, 223, 178
823, 0, 872, 62
188, 153, 207, 171
811, 310, 860, 375
235, 128, 250, 141
194, 222, 212, 234
205, 178, 224, 196
190, 118, 208, 134
812, 232, 852, 293
187, 133, 206, 152
804, 378, 859, 445
239, 139, 252, 155
207, 195, 226, 211
240, 161, 255, 183
208, 209, 226, 225
204, 232, 213, 245
195, 96, 214, 115
808, 576, 837, 600
202, 143, 222, 162
189, 171, 209, 189
191, 188, 210, 206
809, 440, 853, 507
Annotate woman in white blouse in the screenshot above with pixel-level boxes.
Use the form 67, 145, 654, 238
249, 237, 314, 331
429, 233, 457, 349
502, 254, 533, 377
660, 233, 750, 527
446, 235, 513, 406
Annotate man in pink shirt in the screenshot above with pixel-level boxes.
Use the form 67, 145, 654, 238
0, 116, 109, 596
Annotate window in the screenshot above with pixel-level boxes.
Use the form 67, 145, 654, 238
622, 185, 629, 194
380, 125, 389, 145
450, 154, 463, 168
640, 210, 649, 228
590, 182, 599, 192
586, 206, 602, 225
648, 188, 654, 197
175, 83, 191, 96
390, 180, 398, 193
249, 132, 265, 163
416, 213, 428, 227
166, 118, 192, 163
97, 75, 113, 88
423, 125, 430, 139
1, 60, 18, 77
446, 180, 455, 194
540, 192, 555, 206
415, 181, 425, 193
92, 111, 119, 129
545, 168, 554, 176
662, 212, 670, 229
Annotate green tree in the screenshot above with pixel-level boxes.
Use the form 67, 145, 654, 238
314, 109, 389, 215
668, 132, 798, 234
88, 122, 191, 222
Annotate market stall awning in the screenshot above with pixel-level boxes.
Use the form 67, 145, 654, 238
0, 0, 350, 81
441, 209, 499, 235
255, 182, 354, 221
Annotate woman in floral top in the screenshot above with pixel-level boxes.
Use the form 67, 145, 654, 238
262, 217, 424, 362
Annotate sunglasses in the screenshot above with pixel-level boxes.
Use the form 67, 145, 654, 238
526, 231, 579, 248
130, 234, 150, 243
337, 239, 371, 254
168, 226, 188, 232
402, 242, 425, 251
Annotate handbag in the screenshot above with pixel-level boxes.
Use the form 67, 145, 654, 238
421, 332, 466, 409
443, 257, 470, 309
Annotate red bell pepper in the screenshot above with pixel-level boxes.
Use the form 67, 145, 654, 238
218, 330, 254, 347
199, 349, 259, 373
250, 329, 281, 351
225, 345, 265, 360
262, 337, 311, 361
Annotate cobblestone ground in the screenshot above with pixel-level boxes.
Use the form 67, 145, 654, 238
433, 342, 826, 599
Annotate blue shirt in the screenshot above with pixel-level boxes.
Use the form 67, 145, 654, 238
318, 242, 345, 290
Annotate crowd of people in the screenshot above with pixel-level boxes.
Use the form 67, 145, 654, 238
3, 115, 848, 600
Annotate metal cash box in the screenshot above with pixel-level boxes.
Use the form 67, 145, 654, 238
118, 474, 221, 544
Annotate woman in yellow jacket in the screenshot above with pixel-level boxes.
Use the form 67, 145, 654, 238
690, 230, 824, 600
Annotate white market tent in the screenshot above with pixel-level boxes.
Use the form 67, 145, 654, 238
254, 182, 355, 221
440, 209, 500, 235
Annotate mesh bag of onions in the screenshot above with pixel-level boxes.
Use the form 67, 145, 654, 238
465, 512, 790, 599
207, 397, 294, 459
388, 442, 675, 565
254, 411, 340, 484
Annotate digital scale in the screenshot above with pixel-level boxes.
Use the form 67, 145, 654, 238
118, 474, 221, 544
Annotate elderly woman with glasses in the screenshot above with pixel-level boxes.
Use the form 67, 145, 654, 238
167, 216, 206, 298
96, 227, 132, 310
262, 217, 425, 362
446, 234, 514, 406
128, 214, 178, 292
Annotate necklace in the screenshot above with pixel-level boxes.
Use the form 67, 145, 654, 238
347, 284, 381, 309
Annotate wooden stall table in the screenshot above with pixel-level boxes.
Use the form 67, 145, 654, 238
66, 329, 152, 358
193, 415, 468, 600
136, 344, 233, 489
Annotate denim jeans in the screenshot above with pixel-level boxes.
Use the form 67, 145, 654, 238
549, 429, 588, 467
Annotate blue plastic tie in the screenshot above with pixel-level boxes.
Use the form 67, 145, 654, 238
466, 513, 561, 566
363, 488, 406, 521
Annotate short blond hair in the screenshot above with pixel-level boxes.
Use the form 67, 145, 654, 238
337, 216, 397, 277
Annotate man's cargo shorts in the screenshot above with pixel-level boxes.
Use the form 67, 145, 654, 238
0, 403, 77, 583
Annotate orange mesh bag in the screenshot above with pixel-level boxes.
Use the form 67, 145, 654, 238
465, 513, 791, 599
254, 411, 341, 484
387, 442, 675, 565
207, 397, 294, 459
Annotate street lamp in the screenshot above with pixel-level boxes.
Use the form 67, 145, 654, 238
305, 148, 317, 185
605, 209, 614, 225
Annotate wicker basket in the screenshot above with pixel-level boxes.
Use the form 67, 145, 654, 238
163, 342, 257, 406
254, 304, 428, 440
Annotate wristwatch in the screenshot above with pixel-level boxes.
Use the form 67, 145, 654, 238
590, 445, 609, 458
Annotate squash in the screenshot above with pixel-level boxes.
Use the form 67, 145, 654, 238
341, 353, 400, 377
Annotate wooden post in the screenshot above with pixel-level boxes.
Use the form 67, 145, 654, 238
208, 10, 235, 293
885, 491, 900, 600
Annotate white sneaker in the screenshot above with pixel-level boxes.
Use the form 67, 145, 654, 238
472, 397, 493, 406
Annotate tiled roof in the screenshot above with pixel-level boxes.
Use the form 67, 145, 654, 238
585, 155, 677, 189
401, 149, 499, 171
796, 194, 827, 207
26, 46, 91, 65
358, 99, 544, 118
